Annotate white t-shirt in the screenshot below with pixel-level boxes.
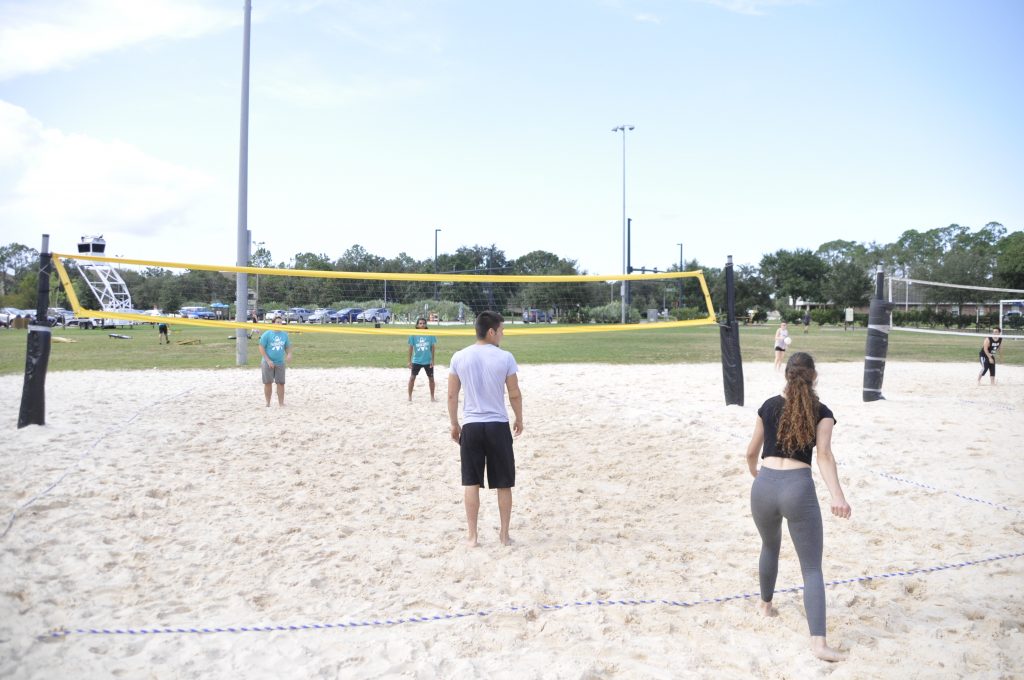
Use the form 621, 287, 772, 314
449, 343, 518, 424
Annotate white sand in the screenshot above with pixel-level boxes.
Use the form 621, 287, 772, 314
1, 361, 1022, 679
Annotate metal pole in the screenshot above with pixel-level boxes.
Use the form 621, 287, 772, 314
235, 0, 252, 366
677, 242, 684, 308
905, 266, 910, 311
612, 124, 633, 323
434, 228, 441, 300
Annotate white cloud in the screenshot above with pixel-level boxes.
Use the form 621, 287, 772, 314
0, 0, 238, 80
634, 13, 662, 23
691, 0, 812, 16
0, 100, 214, 241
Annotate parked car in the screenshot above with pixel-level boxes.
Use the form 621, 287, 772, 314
1003, 310, 1023, 328
288, 307, 312, 323
264, 309, 287, 323
522, 309, 550, 323
2, 307, 36, 326
48, 307, 74, 325
307, 308, 335, 323
331, 307, 363, 323
180, 306, 217, 320
356, 307, 391, 323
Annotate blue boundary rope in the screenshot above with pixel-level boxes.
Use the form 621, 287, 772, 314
42, 551, 1023, 639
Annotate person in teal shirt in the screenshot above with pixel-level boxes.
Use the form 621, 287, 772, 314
407, 317, 438, 402
258, 317, 293, 406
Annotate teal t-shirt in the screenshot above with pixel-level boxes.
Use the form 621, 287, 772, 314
409, 334, 437, 365
260, 329, 290, 363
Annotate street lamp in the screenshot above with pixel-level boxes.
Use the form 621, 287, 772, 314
434, 228, 442, 301
677, 242, 684, 308
612, 124, 634, 323
253, 240, 265, 319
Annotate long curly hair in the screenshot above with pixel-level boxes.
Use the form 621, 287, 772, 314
778, 352, 819, 454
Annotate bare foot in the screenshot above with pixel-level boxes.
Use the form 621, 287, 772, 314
466, 533, 479, 548
756, 600, 777, 617
810, 637, 847, 662
498, 532, 512, 546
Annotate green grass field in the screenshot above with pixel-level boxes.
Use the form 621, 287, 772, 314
0, 322, 1016, 375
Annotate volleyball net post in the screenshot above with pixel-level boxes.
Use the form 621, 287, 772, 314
719, 256, 743, 406
862, 265, 894, 402
18, 234, 53, 428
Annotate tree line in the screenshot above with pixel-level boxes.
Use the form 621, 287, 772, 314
2, 222, 1020, 323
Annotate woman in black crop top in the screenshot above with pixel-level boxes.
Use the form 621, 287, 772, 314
978, 327, 1002, 385
744, 351, 851, 662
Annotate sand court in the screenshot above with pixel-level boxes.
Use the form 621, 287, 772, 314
1, 361, 1022, 678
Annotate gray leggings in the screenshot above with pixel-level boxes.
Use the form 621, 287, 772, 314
750, 466, 826, 636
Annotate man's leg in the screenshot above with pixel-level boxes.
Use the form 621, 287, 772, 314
464, 485, 480, 547
263, 382, 272, 406
408, 374, 415, 401
496, 488, 512, 546
276, 382, 285, 406
428, 376, 436, 401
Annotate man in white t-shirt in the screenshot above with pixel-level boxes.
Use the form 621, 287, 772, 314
448, 311, 523, 547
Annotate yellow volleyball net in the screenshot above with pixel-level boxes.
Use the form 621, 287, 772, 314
51, 252, 717, 337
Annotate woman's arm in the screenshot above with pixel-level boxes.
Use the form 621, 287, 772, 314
745, 417, 765, 478
815, 418, 851, 519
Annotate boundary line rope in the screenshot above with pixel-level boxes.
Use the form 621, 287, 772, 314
41, 552, 1022, 639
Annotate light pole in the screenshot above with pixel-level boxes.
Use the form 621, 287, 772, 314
434, 228, 442, 301
612, 124, 634, 324
253, 240, 265, 319
677, 242, 684, 308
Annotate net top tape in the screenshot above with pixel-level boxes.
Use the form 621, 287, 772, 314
55, 253, 704, 284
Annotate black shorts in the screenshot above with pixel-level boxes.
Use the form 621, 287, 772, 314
460, 422, 515, 489
410, 363, 434, 378
979, 353, 996, 376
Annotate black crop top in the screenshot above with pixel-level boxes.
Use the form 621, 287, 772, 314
757, 395, 836, 466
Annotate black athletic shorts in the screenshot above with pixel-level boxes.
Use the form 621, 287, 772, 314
410, 363, 434, 378
979, 352, 996, 376
460, 421, 515, 489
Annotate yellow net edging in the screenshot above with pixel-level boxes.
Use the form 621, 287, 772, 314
52, 253, 718, 337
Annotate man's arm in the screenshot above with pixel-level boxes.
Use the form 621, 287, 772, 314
430, 338, 436, 367
505, 373, 523, 436
448, 372, 462, 443
983, 337, 993, 361
407, 341, 414, 367
257, 340, 272, 366
285, 337, 293, 363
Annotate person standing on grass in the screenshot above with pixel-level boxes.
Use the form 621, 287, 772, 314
258, 316, 292, 407
977, 327, 1002, 385
407, 317, 438, 402
745, 351, 851, 662
802, 310, 811, 334
157, 321, 169, 344
774, 321, 790, 371
448, 311, 523, 547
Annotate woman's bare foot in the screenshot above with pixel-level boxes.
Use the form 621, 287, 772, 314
466, 532, 479, 547
810, 636, 847, 662
498, 532, 512, 546
756, 600, 777, 617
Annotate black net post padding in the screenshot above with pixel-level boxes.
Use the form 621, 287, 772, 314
719, 256, 744, 406
862, 267, 894, 402
18, 235, 52, 428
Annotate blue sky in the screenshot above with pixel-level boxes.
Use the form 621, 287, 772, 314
1, 0, 1021, 276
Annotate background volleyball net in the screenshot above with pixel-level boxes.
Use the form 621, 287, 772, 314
51, 252, 717, 337
885, 275, 1024, 340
